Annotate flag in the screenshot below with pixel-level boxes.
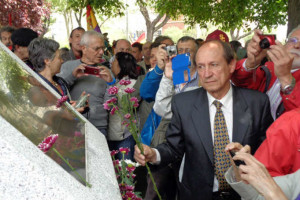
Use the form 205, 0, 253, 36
86, 5, 101, 33
135, 32, 146, 43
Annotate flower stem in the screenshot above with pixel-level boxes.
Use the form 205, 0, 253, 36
145, 163, 162, 200
131, 133, 162, 200
52, 148, 92, 188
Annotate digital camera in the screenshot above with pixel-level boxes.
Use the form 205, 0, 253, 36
259, 34, 276, 49
163, 45, 177, 57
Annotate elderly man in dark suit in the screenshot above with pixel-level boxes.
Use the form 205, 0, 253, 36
135, 40, 273, 200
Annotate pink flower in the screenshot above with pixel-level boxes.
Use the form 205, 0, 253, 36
56, 95, 68, 108
108, 86, 119, 95
131, 174, 136, 179
132, 119, 137, 124
119, 147, 130, 155
125, 123, 130, 127
107, 97, 117, 104
133, 102, 139, 108
122, 120, 128, 125
119, 79, 131, 85
113, 160, 120, 166
125, 191, 137, 199
124, 88, 136, 94
74, 131, 82, 137
126, 165, 136, 173
103, 102, 110, 110
124, 113, 131, 119
130, 97, 138, 103
110, 150, 119, 157
110, 106, 119, 115
125, 185, 134, 191
38, 134, 58, 153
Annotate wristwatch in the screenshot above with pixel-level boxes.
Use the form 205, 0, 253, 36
280, 77, 296, 95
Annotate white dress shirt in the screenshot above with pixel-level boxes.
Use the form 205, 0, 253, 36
153, 85, 234, 192
207, 85, 233, 191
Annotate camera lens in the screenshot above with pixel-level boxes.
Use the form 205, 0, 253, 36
259, 38, 270, 49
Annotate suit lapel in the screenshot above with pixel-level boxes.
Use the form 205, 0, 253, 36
232, 86, 251, 143
191, 88, 214, 164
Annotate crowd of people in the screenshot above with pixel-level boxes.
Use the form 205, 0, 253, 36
1, 24, 300, 200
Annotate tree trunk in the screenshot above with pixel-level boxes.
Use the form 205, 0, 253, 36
63, 12, 70, 39
287, 0, 300, 36
137, 0, 170, 42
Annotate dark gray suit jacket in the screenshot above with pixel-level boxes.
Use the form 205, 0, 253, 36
156, 85, 273, 199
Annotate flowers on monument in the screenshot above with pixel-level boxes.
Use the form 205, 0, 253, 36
37, 134, 92, 188
124, 88, 136, 94
74, 131, 82, 137
111, 149, 142, 200
38, 134, 58, 153
56, 95, 68, 108
108, 86, 119, 95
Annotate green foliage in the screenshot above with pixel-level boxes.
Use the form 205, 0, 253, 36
163, 26, 197, 43
66, 0, 125, 18
153, 0, 288, 32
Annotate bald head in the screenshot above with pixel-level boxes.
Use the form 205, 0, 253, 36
115, 39, 131, 54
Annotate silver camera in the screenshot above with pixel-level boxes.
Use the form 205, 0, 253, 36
164, 45, 177, 57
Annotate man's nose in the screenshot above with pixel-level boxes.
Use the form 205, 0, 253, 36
204, 67, 213, 77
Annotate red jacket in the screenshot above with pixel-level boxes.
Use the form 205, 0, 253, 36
254, 108, 300, 176
232, 59, 300, 113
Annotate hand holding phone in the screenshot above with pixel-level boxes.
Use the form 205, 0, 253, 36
229, 150, 246, 167
84, 66, 100, 75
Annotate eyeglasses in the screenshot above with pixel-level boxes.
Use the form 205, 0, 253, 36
285, 37, 300, 45
178, 48, 192, 54
87, 45, 105, 52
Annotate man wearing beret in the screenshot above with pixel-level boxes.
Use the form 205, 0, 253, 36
11, 28, 38, 68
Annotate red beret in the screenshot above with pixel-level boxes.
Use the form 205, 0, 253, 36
206, 29, 229, 42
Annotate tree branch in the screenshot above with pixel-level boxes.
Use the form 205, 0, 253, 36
137, 0, 151, 25
154, 15, 170, 32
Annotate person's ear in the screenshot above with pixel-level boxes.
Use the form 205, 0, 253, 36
44, 58, 51, 67
81, 45, 87, 53
14, 44, 20, 51
229, 59, 237, 73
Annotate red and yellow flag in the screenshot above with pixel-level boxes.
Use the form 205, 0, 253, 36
86, 5, 101, 33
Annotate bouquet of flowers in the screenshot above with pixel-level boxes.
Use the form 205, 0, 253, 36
111, 147, 142, 200
104, 79, 161, 200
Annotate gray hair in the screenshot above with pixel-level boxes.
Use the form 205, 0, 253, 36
287, 25, 300, 38
28, 38, 60, 72
115, 39, 131, 48
80, 31, 104, 46
177, 36, 199, 50
0, 26, 15, 35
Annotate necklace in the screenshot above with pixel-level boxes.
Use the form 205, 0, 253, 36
51, 81, 59, 88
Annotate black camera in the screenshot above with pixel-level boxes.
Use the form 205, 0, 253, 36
259, 34, 276, 49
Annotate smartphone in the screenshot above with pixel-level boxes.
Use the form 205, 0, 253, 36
229, 150, 246, 167
75, 94, 89, 109
84, 66, 100, 75
259, 34, 276, 49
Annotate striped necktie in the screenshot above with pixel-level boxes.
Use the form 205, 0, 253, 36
213, 100, 231, 190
